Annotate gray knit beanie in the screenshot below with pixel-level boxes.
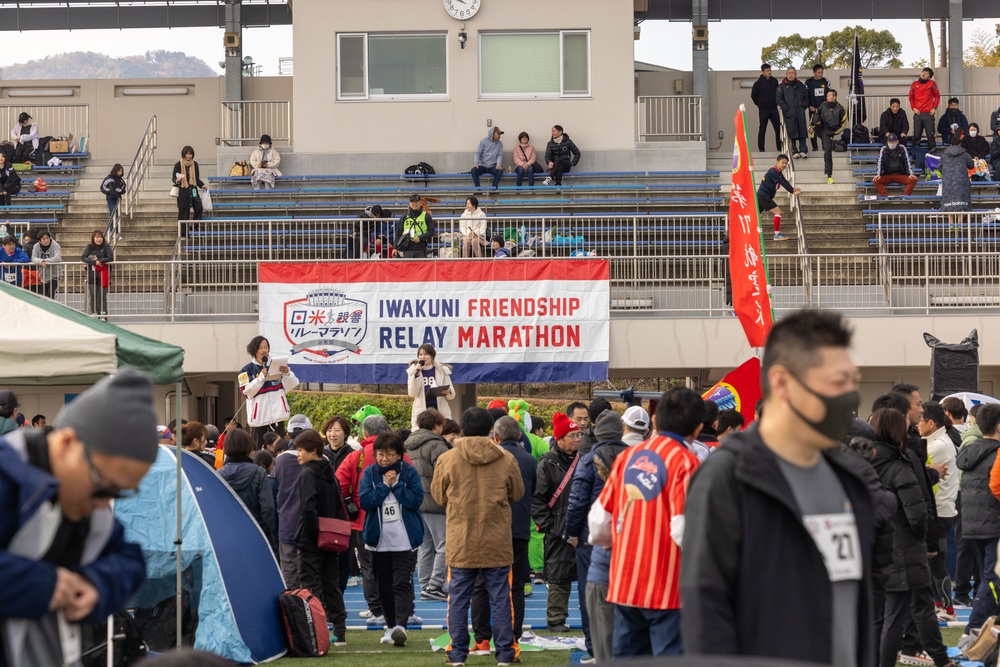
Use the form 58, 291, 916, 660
55, 368, 159, 463
593, 409, 624, 443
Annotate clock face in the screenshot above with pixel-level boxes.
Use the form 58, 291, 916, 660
443, 0, 480, 20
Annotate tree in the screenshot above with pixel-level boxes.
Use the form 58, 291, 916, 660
761, 26, 904, 70
964, 26, 1000, 67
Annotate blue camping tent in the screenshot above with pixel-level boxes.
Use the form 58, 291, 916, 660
115, 447, 287, 663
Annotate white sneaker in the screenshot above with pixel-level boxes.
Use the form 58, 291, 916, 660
359, 609, 372, 619
366, 614, 386, 626
897, 651, 934, 666
543, 177, 552, 185
407, 613, 423, 625
380, 628, 394, 645
391, 625, 408, 647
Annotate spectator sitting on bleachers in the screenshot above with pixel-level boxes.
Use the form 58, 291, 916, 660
9, 113, 38, 165
0, 152, 21, 206
937, 97, 969, 147
941, 136, 974, 219
879, 98, 910, 145
513, 132, 542, 187
991, 104, 1000, 138
756, 154, 799, 241
348, 204, 387, 259
472, 127, 504, 191
31, 230, 61, 299
874, 133, 918, 197
249, 134, 282, 191
491, 235, 511, 258
544, 125, 580, 186
459, 196, 487, 258
960, 123, 990, 161
0, 235, 30, 286
989, 132, 1000, 177
394, 194, 436, 259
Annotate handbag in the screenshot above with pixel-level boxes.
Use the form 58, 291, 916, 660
317, 494, 352, 553
169, 185, 179, 197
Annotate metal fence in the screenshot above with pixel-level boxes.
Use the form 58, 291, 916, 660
220, 100, 291, 147
872, 210, 1000, 255
853, 93, 1000, 137
176, 214, 730, 263
0, 104, 89, 142
636, 96, 702, 141
7, 251, 1000, 321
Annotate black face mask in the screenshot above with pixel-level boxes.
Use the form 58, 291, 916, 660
786, 372, 860, 443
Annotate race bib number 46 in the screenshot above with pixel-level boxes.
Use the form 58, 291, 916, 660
802, 512, 862, 582
382, 499, 401, 523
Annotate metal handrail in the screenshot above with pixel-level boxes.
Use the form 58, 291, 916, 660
636, 96, 703, 141
220, 100, 291, 147
106, 114, 156, 246
777, 112, 814, 304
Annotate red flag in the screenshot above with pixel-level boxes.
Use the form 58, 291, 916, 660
729, 106, 774, 348
702, 357, 762, 426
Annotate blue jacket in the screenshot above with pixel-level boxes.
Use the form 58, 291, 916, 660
0, 246, 30, 287
587, 542, 611, 586
0, 433, 146, 666
474, 129, 504, 169
359, 461, 424, 550
565, 438, 626, 543
501, 440, 537, 541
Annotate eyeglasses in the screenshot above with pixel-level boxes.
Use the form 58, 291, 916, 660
564, 432, 583, 439
83, 447, 136, 500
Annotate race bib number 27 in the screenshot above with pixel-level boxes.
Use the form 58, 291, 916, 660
802, 512, 862, 583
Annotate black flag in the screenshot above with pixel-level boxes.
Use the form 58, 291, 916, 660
850, 34, 867, 123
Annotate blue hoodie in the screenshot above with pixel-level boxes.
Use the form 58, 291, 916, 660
0, 245, 30, 286
474, 128, 504, 169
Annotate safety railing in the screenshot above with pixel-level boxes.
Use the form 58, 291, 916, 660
106, 115, 157, 246
852, 93, 1000, 137
777, 112, 814, 305
220, 100, 291, 147
636, 96, 703, 141
0, 104, 89, 142
7, 251, 1000, 321
872, 210, 1000, 255
174, 214, 730, 263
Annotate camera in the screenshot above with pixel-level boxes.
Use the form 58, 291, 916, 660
344, 496, 360, 521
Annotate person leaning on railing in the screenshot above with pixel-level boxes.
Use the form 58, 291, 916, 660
81, 230, 112, 316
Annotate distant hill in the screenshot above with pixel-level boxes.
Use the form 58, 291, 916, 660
0, 50, 217, 79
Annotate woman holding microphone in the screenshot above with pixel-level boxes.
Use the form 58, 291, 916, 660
238, 335, 300, 447
406, 344, 455, 430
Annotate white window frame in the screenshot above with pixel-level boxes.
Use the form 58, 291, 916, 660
478, 30, 592, 100
336, 32, 449, 101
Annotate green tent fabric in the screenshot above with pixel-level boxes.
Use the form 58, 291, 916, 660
0, 282, 184, 385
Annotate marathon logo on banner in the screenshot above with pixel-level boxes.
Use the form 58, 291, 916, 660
258, 259, 610, 384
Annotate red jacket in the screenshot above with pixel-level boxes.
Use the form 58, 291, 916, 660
336, 436, 413, 531
909, 79, 940, 114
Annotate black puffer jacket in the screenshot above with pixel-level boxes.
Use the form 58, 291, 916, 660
405, 428, 450, 514
323, 442, 354, 473
531, 448, 577, 583
544, 134, 580, 168
957, 437, 1000, 539
871, 441, 929, 592
751, 74, 779, 109
777, 78, 809, 140
219, 458, 277, 545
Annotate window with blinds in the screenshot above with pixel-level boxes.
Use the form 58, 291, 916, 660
480, 31, 590, 98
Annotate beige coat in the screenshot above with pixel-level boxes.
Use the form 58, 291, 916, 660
431, 436, 525, 568
249, 146, 282, 176
407, 359, 454, 428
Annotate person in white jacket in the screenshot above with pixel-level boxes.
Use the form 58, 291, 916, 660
459, 196, 487, 258
248, 133, 282, 190
407, 343, 455, 429
238, 335, 299, 447
919, 400, 960, 619
10, 112, 38, 164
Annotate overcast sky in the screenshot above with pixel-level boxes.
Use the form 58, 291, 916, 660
0, 18, 996, 76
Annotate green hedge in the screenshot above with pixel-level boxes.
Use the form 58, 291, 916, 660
288, 391, 627, 437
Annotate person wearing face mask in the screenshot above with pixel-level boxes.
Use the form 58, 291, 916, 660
681, 309, 876, 667
961, 122, 990, 160
874, 133, 918, 197
249, 134, 282, 191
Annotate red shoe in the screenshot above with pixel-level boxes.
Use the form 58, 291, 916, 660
472, 640, 491, 656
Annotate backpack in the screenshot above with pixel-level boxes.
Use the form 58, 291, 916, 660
278, 589, 330, 657
230, 161, 250, 177
404, 161, 436, 185
852, 124, 871, 144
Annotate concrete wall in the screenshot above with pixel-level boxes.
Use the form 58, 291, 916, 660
291, 0, 641, 169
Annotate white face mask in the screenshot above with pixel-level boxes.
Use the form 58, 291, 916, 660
888, 143, 899, 150
970, 130, 978, 138
261, 144, 271, 150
